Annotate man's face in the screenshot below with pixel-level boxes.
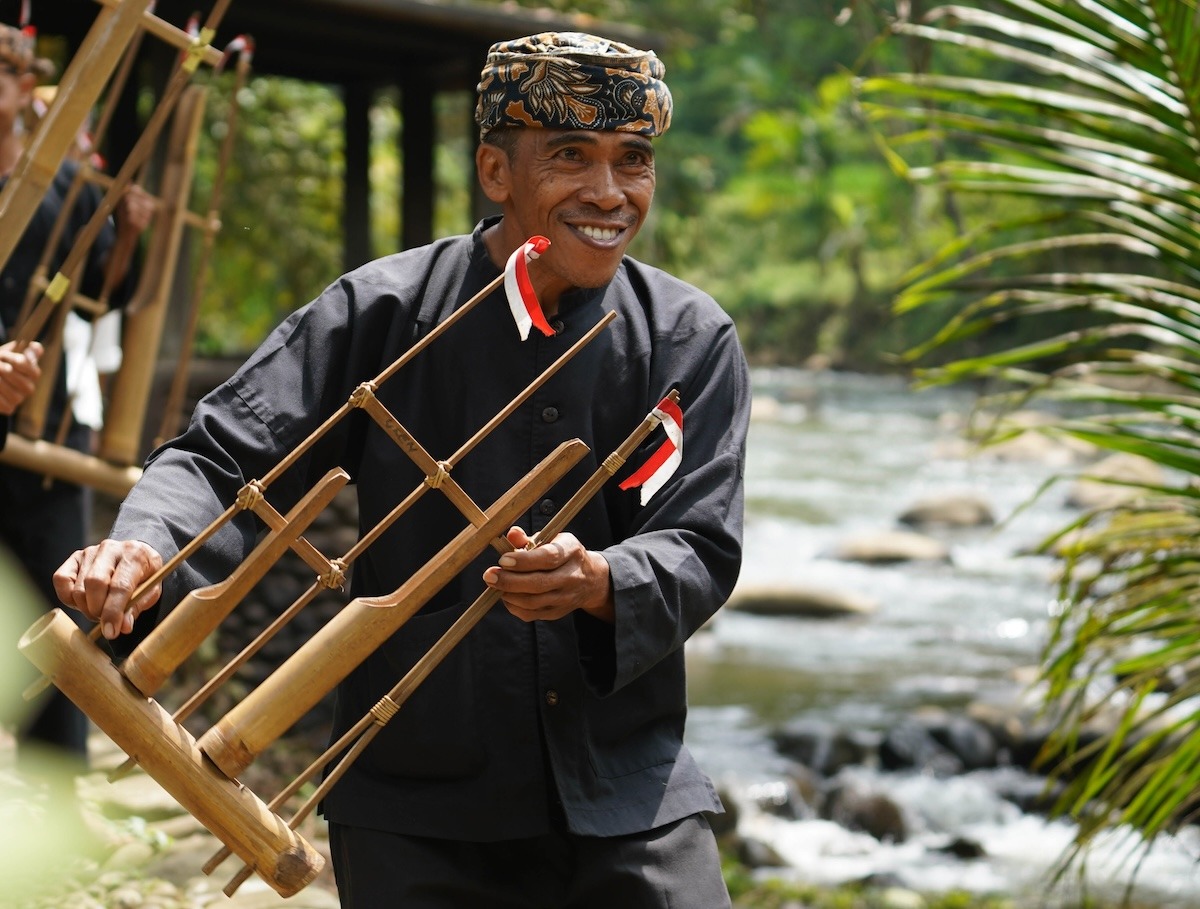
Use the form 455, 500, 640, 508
490, 128, 657, 298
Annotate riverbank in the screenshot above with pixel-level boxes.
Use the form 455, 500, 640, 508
0, 725, 1172, 909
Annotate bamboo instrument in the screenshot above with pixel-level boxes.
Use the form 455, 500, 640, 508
0, 0, 154, 273
97, 84, 208, 465
14, 0, 232, 346
1, 2, 245, 498
121, 467, 351, 697
17, 610, 325, 898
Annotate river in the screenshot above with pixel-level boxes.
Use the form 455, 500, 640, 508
684, 367, 1200, 906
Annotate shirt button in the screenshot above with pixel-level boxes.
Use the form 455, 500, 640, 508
538, 498, 557, 516
551, 319, 565, 335
545, 689, 560, 707
541, 406, 559, 423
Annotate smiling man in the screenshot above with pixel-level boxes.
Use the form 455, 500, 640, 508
55, 32, 750, 908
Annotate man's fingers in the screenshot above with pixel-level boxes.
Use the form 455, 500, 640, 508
54, 541, 162, 639
51, 550, 86, 609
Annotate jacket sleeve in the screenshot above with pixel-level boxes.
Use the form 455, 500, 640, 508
579, 313, 751, 696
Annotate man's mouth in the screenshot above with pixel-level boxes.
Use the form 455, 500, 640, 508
575, 224, 623, 242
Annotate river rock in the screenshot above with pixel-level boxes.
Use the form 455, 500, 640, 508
898, 492, 994, 528
728, 584, 879, 618
831, 530, 951, 564
770, 719, 879, 776
823, 779, 908, 843
878, 721, 963, 776
1066, 452, 1165, 510
925, 713, 1000, 771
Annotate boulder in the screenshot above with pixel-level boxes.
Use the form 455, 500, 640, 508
898, 492, 994, 528
729, 584, 878, 618
832, 530, 951, 564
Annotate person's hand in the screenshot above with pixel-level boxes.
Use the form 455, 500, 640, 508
114, 183, 156, 237
53, 539, 163, 639
0, 340, 43, 415
483, 526, 614, 623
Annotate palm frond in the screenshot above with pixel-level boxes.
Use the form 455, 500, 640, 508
859, 0, 1200, 877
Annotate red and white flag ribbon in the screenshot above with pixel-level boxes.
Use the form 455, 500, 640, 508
504, 236, 554, 341
619, 396, 684, 505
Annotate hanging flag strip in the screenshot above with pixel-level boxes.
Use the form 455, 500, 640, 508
619, 396, 684, 505
504, 236, 554, 340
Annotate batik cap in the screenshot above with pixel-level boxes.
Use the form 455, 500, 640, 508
0, 24, 54, 79
475, 32, 672, 140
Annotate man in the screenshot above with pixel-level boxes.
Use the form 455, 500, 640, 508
0, 21, 153, 772
55, 32, 750, 907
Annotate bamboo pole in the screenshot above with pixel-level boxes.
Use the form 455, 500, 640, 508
0, 432, 142, 496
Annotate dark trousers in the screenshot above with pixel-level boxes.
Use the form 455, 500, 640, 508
329, 813, 732, 909
0, 454, 91, 769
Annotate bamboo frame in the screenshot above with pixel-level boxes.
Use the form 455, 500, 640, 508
0, 1, 242, 496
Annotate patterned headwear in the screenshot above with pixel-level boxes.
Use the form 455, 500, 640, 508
475, 32, 672, 140
0, 24, 54, 79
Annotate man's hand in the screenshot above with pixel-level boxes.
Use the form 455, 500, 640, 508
0, 340, 43, 415
53, 539, 163, 639
483, 527, 615, 624
114, 184, 156, 237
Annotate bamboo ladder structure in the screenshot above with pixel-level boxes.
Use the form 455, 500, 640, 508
18, 233, 684, 895
0, 0, 243, 496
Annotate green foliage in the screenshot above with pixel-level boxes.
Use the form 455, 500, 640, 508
859, 0, 1200, 886
189, 73, 344, 354
179, 0, 997, 367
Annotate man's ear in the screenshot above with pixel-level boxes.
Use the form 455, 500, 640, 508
476, 142, 512, 205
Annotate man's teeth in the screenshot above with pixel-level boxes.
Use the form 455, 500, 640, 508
578, 225, 620, 241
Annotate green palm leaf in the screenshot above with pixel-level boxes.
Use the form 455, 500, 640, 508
858, 0, 1200, 879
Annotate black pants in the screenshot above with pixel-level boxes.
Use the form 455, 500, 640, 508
329, 814, 732, 909
0, 453, 91, 769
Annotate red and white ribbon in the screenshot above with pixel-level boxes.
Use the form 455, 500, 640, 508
217, 34, 255, 73
504, 236, 553, 341
619, 396, 684, 505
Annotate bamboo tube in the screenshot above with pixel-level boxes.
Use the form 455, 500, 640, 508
121, 468, 350, 696
18, 609, 324, 898
0, 433, 141, 497
156, 47, 253, 447
198, 438, 589, 779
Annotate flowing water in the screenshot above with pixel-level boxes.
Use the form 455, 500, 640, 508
684, 368, 1200, 906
